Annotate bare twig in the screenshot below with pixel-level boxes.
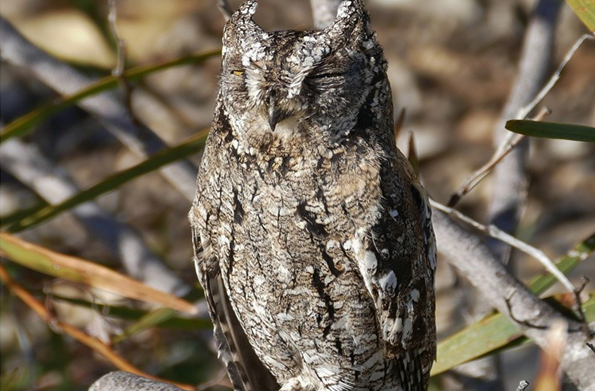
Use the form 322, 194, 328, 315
310, 0, 341, 29
573, 277, 592, 337
0, 264, 195, 391
432, 208, 595, 387
0, 138, 189, 297
505, 295, 549, 329
452, 33, 594, 209
0, 17, 198, 201
455, 2, 562, 384
447, 107, 550, 207
488, 0, 562, 266
217, 0, 233, 21
107, 0, 137, 124
431, 200, 576, 294
518, 34, 595, 120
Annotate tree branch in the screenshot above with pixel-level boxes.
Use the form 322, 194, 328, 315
432, 208, 595, 388
89, 372, 186, 391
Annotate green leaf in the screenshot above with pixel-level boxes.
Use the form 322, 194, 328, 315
506, 120, 595, 143
0, 49, 220, 144
566, 0, 595, 32
0, 201, 48, 228
432, 311, 522, 375
432, 233, 595, 376
113, 308, 179, 343
7, 129, 208, 233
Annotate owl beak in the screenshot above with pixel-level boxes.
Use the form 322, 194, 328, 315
267, 97, 288, 132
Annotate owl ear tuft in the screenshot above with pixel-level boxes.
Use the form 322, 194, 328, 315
228, 0, 265, 38
324, 0, 371, 44
238, 0, 259, 17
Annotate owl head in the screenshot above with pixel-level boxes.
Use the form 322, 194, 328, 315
220, 0, 388, 142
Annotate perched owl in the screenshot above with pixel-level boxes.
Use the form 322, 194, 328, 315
189, 1, 436, 390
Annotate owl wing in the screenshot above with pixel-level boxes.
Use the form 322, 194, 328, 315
355, 158, 437, 381
191, 226, 280, 391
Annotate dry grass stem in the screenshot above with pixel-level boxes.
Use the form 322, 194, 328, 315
431, 199, 576, 294
447, 107, 550, 207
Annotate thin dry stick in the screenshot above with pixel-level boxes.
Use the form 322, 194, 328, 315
447, 107, 550, 207
518, 34, 594, 120
448, 25, 593, 209
108, 0, 136, 124
487, 0, 562, 267
0, 263, 196, 391
217, 0, 233, 20
431, 199, 576, 294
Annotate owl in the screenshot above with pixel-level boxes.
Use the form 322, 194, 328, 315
189, 1, 436, 390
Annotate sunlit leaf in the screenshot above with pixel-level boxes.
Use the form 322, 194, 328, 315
506, 120, 595, 143
7, 129, 208, 233
566, 0, 595, 32
0, 233, 197, 314
0, 49, 220, 144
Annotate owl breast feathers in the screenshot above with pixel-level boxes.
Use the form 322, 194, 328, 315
189, 1, 436, 390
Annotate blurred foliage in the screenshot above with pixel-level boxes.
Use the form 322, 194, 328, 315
566, 0, 595, 32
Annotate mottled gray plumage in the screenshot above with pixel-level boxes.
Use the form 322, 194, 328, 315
189, 1, 436, 390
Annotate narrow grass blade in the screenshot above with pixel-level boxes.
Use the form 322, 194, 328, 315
0, 233, 197, 314
113, 308, 178, 343
0, 49, 220, 144
566, 0, 595, 32
7, 129, 208, 233
506, 120, 595, 143
0, 201, 48, 228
